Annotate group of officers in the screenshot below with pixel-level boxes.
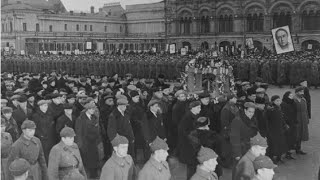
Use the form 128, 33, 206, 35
1, 49, 320, 87
0, 68, 315, 180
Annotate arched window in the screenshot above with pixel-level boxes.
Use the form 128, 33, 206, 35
258, 13, 264, 31
179, 11, 192, 35
228, 15, 233, 32
253, 14, 258, 31
200, 16, 209, 33
219, 15, 225, 32
247, 14, 253, 31
273, 11, 291, 29
302, 9, 320, 30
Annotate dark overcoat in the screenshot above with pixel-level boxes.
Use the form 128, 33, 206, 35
143, 111, 166, 144
32, 109, 58, 164
75, 112, 101, 169
294, 96, 309, 141
281, 100, 298, 149
128, 101, 147, 148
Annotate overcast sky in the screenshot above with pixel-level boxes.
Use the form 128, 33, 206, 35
61, 0, 162, 11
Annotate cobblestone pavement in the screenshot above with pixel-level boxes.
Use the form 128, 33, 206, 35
91, 86, 320, 180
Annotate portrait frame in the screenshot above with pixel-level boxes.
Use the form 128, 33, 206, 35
271, 25, 295, 54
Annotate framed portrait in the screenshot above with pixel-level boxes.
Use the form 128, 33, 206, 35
271, 25, 295, 54
246, 38, 254, 49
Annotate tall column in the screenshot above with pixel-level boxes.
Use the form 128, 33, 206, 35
192, 19, 197, 35
210, 18, 215, 33
233, 15, 243, 33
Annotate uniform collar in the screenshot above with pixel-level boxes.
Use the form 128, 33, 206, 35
149, 157, 168, 172
20, 134, 37, 145
194, 166, 218, 180
111, 152, 131, 167
58, 141, 78, 149
245, 150, 256, 162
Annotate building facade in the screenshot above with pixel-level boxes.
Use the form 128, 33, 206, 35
1, 0, 320, 54
1, 0, 166, 54
166, 0, 320, 52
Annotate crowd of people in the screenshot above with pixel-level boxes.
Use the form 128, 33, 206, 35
1, 63, 316, 180
1, 49, 320, 87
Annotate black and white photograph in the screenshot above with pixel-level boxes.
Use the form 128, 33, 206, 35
1, 0, 320, 180
272, 25, 295, 54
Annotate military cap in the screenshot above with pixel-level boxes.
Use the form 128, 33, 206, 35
1, 99, 8, 104
260, 83, 269, 90
103, 94, 114, 100
10, 94, 21, 101
2, 107, 13, 114
84, 97, 94, 104
125, 73, 133, 77
63, 103, 73, 109
150, 136, 169, 152
148, 99, 161, 107
50, 93, 62, 99
37, 100, 51, 106
189, 100, 201, 109
250, 133, 268, 147
174, 90, 187, 98
253, 155, 277, 170
130, 90, 139, 98
66, 94, 76, 99
195, 117, 209, 128
226, 93, 236, 101
241, 81, 250, 86
9, 158, 31, 177
255, 97, 266, 104
152, 86, 163, 92
271, 95, 280, 102
115, 94, 127, 100
256, 88, 265, 93
84, 103, 96, 110
76, 93, 88, 99
14, 88, 25, 94
111, 134, 129, 147
117, 98, 129, 106
60, 127, 76, 137
197, 146, 218, 164
127, 85, 137, 91
198, 92, 210, 99
59, 88, 68, 95
21, 120, 36, 129
17, 95, 28, 103
295, 86, 304, 93
247, 88, 256, 96
244, 102, 256, 109
79, 77, 87, 82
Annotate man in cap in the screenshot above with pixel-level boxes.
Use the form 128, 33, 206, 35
190, 147, 219, 180
178, 100, 201, 179
299, 80, 311, 119
188, 117, 223, 177
48, 127, 87, 180
230, 102, 258, 160
7, 120, 48, 180
232, 133, 268, 180
47, 93, 64, 122
56, 103, 76, 134
72, 93, 87, 118
171, 89, 188, 152
75, 102, 101, 178
66, 94, 76, 105
12, 95, 32, 131
220, 93, 239, 140
153, 74, 166, 88
293, 86, 309, 155
246, 88, 257, 103
2, 117, 13, 180
198, 92, 216, 131
100, 134, 136, 180
32, 99, 57, 164
138, 136, 171, 180
26, 93, 36, 112
252, 156, 277, 180
107, 97, 135, 158
143, 99, 166, 145
2, 106, 20, 141
99, 94, 115, 159
8, 158, 31, 180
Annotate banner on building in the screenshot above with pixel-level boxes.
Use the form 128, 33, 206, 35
169, 44, 176, 54
152, 47, 156, 53
5, 47, 9, 52
246, 38, 254, 49
271, 25, 294, 54
20, 50, 25, 55
75, 49, 80, 55
220, 47, 224, 52
86, 42, 92, 50
181, 48, 187, 55
307, 44, 313, 50
212, 51, 218, 57
97, 42, 103, 51
241, 50, 245, 58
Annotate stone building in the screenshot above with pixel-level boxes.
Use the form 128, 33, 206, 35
166, 0, 320, 52
1, 0, 166, 54
1, 0, 320, 54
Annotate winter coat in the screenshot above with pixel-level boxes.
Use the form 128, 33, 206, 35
281, 100, 298, 150
75, 112, 101, 169
294, 96, 309, 141
128, 101, 147, 148
232, 150, 256, 180
230, 111, 258, 158
32, 109, 58, 164
143, 111, 166, 144
138, 157, 171, 180
266, 105, 288, 156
